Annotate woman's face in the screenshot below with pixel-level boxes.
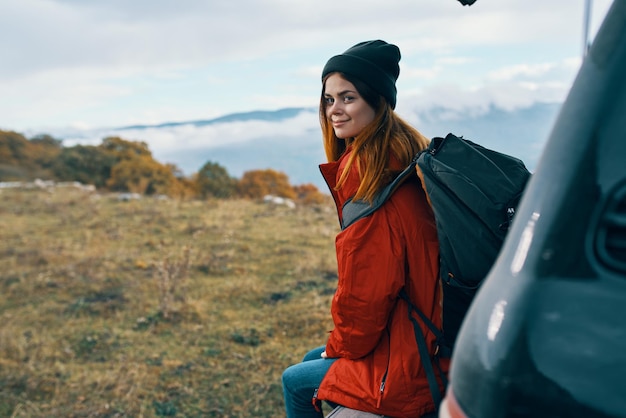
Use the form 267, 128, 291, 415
323, 73, 376, 140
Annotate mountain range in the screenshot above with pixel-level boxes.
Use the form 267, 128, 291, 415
58, 103, 561, 191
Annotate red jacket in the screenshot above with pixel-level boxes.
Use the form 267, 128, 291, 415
317, 148, 448, 417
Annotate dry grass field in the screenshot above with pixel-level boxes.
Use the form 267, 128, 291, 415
0, 187, 340, 417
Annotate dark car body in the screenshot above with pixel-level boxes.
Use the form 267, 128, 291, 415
441, 2, 626, 417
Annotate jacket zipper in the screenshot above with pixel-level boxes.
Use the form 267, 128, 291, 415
377, 330, 391, 409
312, 388, 321, 412
377, 371, 388, 408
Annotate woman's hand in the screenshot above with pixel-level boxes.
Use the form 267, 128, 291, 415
321, 351, 328, 359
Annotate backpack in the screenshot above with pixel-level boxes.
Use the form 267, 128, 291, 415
341, 133, 531, 407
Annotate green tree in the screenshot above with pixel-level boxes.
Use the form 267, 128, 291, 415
29, 134, 63, 169
53, 145, 116, 188
196, 161, 237, 198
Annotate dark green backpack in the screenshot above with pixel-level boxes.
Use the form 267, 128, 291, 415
341, 133, 531, 406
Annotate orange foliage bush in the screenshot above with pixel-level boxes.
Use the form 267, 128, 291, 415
238, 169, 296, 199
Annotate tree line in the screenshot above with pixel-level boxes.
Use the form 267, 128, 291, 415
0, 130, 327, 204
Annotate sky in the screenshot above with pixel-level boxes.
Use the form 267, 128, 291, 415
0, 0, 614, 135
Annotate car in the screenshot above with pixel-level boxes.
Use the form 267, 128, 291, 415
440, 1, 626, 417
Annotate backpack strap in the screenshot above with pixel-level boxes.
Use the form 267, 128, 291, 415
398, 289, 449, 410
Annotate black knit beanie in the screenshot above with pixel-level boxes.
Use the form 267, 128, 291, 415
322, 40, 401, 109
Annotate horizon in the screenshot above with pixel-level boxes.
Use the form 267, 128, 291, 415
6, 102, 559, 192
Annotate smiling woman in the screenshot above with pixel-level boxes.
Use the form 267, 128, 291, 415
281, 40, 444, 418
323, 75, 376, 140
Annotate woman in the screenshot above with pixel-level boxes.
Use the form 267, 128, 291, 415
282, 40, 448, 418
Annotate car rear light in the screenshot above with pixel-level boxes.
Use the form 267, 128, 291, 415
439, 389, 468, 418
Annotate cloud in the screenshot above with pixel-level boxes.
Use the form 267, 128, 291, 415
396, 52, 582, 123
487, 63, 557, 81
61, 109, 320, 151
398, 79, 566, 124
485, 59, 581, 82
1, 0, 593, 78
0, 0, 614, 132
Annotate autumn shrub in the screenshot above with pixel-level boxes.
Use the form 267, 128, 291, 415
238, 168, 296, 199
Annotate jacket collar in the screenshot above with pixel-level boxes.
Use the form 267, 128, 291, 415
319, 147, 361, 225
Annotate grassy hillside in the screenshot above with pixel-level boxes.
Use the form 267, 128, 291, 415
0, 187, 339, 417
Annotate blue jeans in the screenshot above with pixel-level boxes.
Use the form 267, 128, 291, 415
282, 346, 338, 418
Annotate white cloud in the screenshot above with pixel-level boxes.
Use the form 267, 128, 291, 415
402, 65, 444, 80
398, 76, 570, 122
0, 0, 614, 132
487, 63, 559, 82
61, 110, 320, 153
